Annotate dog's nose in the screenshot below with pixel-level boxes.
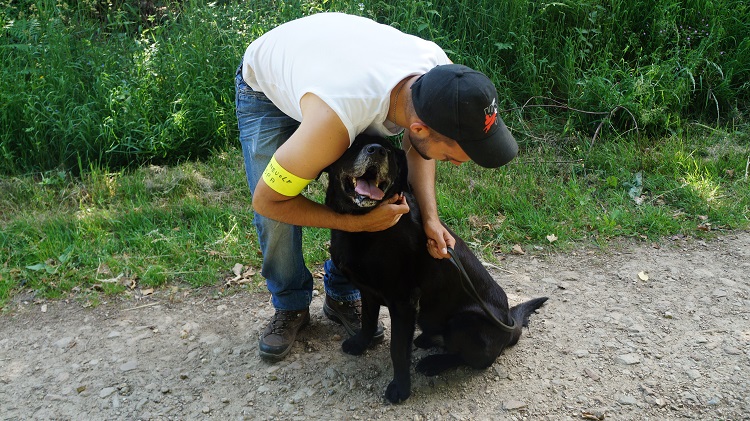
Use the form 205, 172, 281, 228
365, 144, 387, 157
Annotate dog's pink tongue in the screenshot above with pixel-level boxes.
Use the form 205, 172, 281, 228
355, 178, 384, 200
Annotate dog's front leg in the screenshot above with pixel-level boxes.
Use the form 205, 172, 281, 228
341, 292, 380, 355
384, 301, 417, 404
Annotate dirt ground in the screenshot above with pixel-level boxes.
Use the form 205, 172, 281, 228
1, 231, 749, 420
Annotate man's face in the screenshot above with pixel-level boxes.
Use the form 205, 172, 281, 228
409, 134, 470, 166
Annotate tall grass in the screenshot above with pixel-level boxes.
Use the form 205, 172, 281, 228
1, 0, 748, 175
1, 0, 241, 174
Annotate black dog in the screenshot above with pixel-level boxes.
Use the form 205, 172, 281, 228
325, 134, 547, 404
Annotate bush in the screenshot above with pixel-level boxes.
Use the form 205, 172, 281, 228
1, 0, 748, 175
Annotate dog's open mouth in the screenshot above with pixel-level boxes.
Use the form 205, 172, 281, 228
353, 166, 388, 201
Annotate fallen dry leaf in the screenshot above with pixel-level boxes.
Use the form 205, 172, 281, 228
546, 234, 558, 243
242, 267, 257, 278
512, 244, 525, 255
141, 288, 154, 296
581, 412, 604, 421
231, 263, 244, 277
225, 263, 259, 287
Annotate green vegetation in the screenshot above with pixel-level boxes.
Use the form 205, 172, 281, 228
1, 0, 748, 308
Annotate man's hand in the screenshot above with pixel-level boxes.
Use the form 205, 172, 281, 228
355, 193, 410, 232
424, 219, 455, 259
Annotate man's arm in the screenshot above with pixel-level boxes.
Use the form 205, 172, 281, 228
402, 133, 455, 258
251, 93, 409, 232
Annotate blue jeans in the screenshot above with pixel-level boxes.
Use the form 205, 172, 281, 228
234, 67, 360, 311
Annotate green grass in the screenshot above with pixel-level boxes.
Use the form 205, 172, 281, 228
0, 150, 263, 305
1, 0, 749, 307
2, 127, 748, 308
436, 127, 750, 256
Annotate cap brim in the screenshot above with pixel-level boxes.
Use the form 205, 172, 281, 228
458, 120, 518, 168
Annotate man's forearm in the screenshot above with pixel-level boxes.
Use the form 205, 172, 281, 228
252, 181, 409, 233
253, 191, 355, 231
403, 140, 440, 224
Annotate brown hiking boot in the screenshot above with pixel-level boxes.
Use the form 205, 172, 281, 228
323, 296, 384, 341
258, 308, 310, 361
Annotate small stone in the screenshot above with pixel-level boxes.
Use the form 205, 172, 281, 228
99, 387, 117, 398
616, 353, 641, 365
502, 400, 526, 410
117, 383, 132, 396
119, 361, 138, 372
682, 392, 699, 404
107, 331, 121, 339
628, 324, 645, 334
584, 368, 600, 381
686, 369, 701, 380
573, 349, 589, 358
720, 278, 737, 287
584, 408, 607, 419
724, 347, 742, 355
616, 394, 638, 405
202, 406, 210, 414
712, 288, 727, 298
493, 366, 508, 379
54, 337, 74, 348
645, 395, 666, 407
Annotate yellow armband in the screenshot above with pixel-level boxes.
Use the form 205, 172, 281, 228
262, 155, 313, 197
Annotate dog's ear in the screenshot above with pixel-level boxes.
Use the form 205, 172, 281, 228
394, 147, 411, 193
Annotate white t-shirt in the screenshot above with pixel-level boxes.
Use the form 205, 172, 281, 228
242, 13, 451, 142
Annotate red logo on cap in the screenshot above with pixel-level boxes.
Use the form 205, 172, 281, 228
484, 98, 498, 133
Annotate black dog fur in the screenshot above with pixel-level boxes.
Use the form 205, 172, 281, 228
325, 134, 548, 404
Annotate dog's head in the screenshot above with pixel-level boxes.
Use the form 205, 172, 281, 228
325, 134, 408, 214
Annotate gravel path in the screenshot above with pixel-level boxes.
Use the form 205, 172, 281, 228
2, 232, 749, 420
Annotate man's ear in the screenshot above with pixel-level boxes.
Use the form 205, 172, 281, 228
408, 122, 430, 141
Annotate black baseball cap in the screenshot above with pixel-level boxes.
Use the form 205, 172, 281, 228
411, 64, 518, 168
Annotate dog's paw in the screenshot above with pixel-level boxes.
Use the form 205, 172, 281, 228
413, 333, 439, 349
384, 380, 410, 404
415, 357, 442, 376
342, 337, 367, 356
415, 354, 461, 377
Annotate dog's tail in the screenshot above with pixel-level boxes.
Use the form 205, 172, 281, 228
507, 297, 548, 346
